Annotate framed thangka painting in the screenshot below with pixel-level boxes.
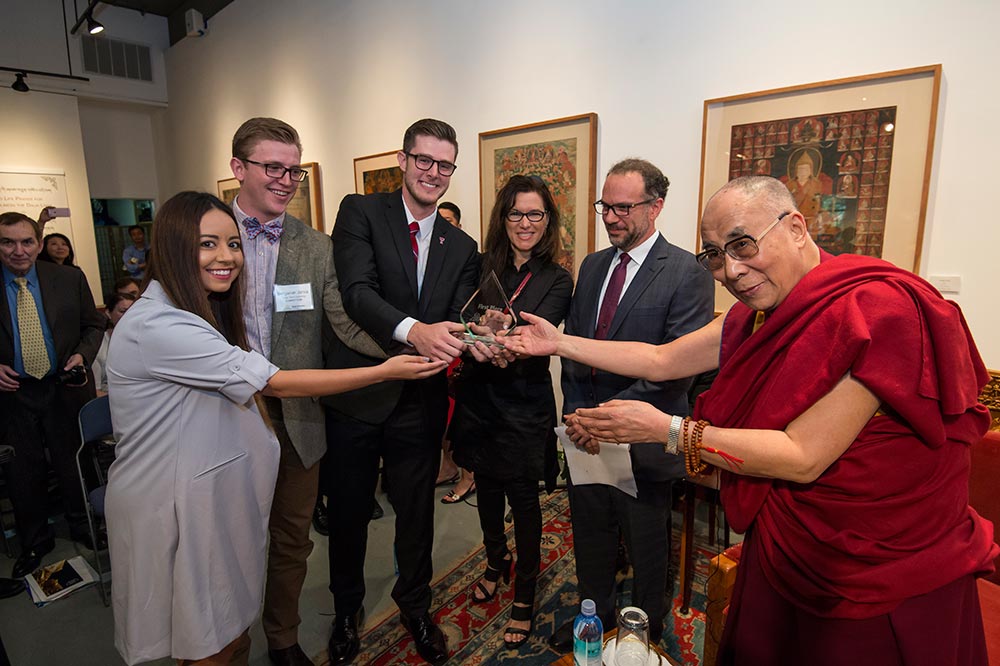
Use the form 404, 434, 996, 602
217, 162, 324, 232
354, 151, 403, 195
698, 66, 941, 310
479, 113, 597, 277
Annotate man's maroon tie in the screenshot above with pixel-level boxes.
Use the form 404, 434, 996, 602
595, 252, 630, 340
409, 222, 419, 264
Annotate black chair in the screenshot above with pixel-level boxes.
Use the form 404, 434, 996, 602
76, 395, 114, 606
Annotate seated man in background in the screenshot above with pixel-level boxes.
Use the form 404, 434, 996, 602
0, 211, 105, 578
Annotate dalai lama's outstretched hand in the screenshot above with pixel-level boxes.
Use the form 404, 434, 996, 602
504, 311, 560, 357
574, 400, 672, 446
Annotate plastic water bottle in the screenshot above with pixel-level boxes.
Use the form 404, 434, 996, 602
573, 598, 603, 666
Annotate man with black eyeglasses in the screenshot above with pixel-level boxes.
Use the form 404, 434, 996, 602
228, 117, 383, 666
512, 175, 995, 665
322, 119, 478, 665
548, 158, 714, 653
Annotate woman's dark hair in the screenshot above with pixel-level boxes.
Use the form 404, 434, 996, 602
39, 232, 76, 266
148, 191, 248, 349
482, 175, 561, 279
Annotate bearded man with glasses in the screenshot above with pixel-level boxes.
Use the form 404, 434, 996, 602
547, 158, 714, 652
322, 118, 479, 665
510, 175, 996, 666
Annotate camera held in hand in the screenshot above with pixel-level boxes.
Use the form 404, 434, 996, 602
54, 365, 88, 387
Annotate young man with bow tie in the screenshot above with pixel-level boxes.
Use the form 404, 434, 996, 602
229, 117, 383, 666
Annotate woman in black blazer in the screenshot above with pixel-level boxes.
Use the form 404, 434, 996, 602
450, 175, 572, 649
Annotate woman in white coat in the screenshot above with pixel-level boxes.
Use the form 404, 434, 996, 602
105, 191, 444, 666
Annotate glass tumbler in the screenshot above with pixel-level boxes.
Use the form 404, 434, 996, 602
615, 606, 650, 666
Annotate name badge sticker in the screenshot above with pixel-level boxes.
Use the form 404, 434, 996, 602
273, 283, 314, 312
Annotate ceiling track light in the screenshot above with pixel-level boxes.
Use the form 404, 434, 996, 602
86, 13, 104, 35
70, 1, 104, 36
12, 72, 29, 93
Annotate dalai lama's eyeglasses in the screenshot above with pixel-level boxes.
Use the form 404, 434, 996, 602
696, 211, 791, 271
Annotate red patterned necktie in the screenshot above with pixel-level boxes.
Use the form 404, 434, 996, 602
409, 222, 419, 264
595, 252, 631, 340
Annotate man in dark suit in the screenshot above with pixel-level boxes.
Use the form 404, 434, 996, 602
0, 212, 105, 579
323, 119, 479, 665
228, 118, 384, 666
548, 159, 714, 650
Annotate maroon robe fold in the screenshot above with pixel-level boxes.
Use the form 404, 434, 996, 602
695, 251, 998, 619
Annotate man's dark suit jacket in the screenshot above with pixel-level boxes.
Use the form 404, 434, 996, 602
324, 189, 479, 424
561, 234, 714, 497
0, 261, 105, 376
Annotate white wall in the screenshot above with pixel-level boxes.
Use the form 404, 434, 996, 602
154, 0, 999, 366
0, 88, 101, 302
78, 100, 162, 199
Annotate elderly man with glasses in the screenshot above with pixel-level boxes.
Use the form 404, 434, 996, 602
510, 175, 996, 666
547, 157, 714, 652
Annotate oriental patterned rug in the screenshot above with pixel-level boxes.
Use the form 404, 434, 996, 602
317, 489, 727, 665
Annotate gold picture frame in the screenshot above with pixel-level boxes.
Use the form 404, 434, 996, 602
698, 65, 941, 310
353, 151, 404, 195
216, 162, 324, 232
479, 113, 598, 277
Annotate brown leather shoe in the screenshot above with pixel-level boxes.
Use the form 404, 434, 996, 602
267, 643, 314, 666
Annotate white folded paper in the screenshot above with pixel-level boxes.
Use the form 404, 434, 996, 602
556, 425, 638, 498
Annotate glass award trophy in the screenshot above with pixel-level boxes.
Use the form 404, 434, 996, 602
459, 270, 517, 348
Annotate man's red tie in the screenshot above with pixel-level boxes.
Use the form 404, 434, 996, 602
595, 252, 630, 340
409, 222, 419, 264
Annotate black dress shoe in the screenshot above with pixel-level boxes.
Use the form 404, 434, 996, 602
328, 609, 364, 664
11, 540, 55, 579
547, 619, 574, 653
0, 577, 24, 599
400, 613, 448, 665
268, 643, 314, 666
313, 497, 330, 536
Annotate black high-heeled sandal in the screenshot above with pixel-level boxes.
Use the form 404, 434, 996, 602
471, 554, 512, 603
503, 602, 534, 649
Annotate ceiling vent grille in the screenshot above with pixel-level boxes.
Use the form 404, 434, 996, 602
81, 35, 152, 82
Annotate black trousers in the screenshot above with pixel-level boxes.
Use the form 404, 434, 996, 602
568, 481, 672, 637
324, 382, 446, 618
475, 472, 542, 606
0, 378, 91, 550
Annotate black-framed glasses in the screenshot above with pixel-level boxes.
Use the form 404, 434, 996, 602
593, 198, 656, 217
696, 211, 791, 271
243, 159, 308, 182
404, 152, 457, 176
506, 209, 548, 223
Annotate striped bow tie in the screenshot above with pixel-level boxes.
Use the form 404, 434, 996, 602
242, 217, 283, 243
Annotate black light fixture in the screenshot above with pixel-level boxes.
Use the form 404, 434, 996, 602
12, 72, 29, 93
70, 1, 104, 36
86, 13, 104, 35
0, 66, 89, 93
